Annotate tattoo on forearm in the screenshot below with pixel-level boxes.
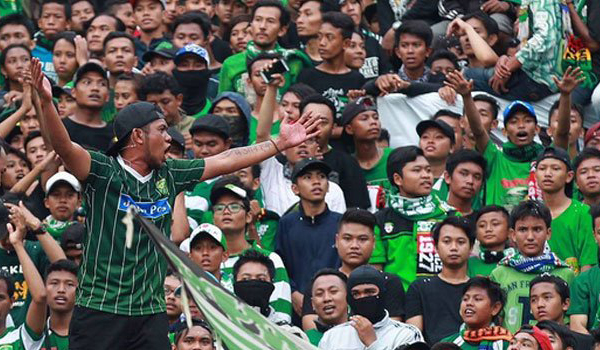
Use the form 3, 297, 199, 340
219, 141, 274, 158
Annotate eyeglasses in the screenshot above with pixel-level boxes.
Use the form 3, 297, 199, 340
213, 203, 245, 213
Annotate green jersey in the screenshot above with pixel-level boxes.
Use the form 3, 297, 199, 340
249, 117, 281, 145
0, 0, 22, 16
305, 329, 324, 346
441, 332, 510, 350
40, 328, 68, 350
468, 256, 498, 277
221, 241, 292, 322
490, 264, 574, 333
78, 151, 204, 316
431, 178, 484, 213
0, 324, 44, 350
184, 177, 220, 229
361, 147, 393, 210
568, 265, 600, 329
43, 217, 74, 241
549, 200, 597, 274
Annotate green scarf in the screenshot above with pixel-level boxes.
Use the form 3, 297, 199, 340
388, 193, 453, 221
502, 141, 544, 162
34, 31, 54, 51
44, 216, 73, 240
245, 41, 312, 66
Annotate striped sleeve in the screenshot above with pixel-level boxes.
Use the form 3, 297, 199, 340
166, 158, 206, 193
268, 251, 292, 323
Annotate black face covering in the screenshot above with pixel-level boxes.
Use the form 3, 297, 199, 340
233, 280, 275, 317
220, 114, 248, 147
172, 69, 211, 115
349, 295, 386, 324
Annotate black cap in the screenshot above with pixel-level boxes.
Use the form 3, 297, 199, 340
291, 157, 332, 182
0, 199, 9, 240
167, 127, 185, 150
347, 265, 385, 296
416, 119, 456, 144
536, 146, 572, 171
142, 47, 177, 62
210, 181, 250, 208
189, 114, 230, 139
61, 222, 85, 251
73, 62, 108, 86
106, 102, 166, 156
51, 85, 72, 98
341, 97, 377, 126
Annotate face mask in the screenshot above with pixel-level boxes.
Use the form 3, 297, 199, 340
172, 69, 211, 115
233, 280, 275, 317
221, 115, 248, 147
348, 295, 386, 324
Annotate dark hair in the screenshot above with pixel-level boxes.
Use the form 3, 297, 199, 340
0, 13, 35, 39
310, 267, 348, 292
71, 0, 95, 9
116, 71, 143, 88
211, 175, 251, 209
474, 205, 509, 224
378, 128, 390, 143
591, 328, 600, 347
286, 83, 317, 102
432, 216, 476, 246
103, 31, 136, 53
172, 11, 212, 38
462, 11, 499, 36
246, 52, 281, 73
536, 321, 576, 350
251, 0, 291, 27
137, 72, 181, 100
40, 0, 71, 19
386, 146, 425, 185
509, 200, 552, 229
251, 164, 261, 179
394, 20, 432, 49
23, 131, 43, 152
299, 0, 339, 13
427, 49, 459, 70
84, 14, 126, 33
473, 94, 500, 120
4, 144, 32, 171
548, 100, 585, 125
446, 149, 487, 178
45, 259, 78, 280
174, 319, 214, 346
338, 208, 377, 232
225, 14, 252, 42
530, 274, 570, 302
0, 44, 31, 67
574, 147, 600, 173
321, 11, 354, 40
52, 31, 77, 51
0, 270, 15, 298
590, 204, 600, 230
232, 249, 275, 281
433, 109, 462, 121
431, 343, 461, 350
463, 276, 505, 322
300, 93, 336, 120
103, 0, 130, 14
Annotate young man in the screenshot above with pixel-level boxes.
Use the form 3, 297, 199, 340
490, 200, 575, 334
35, 0, 70, 82
43, 172, 81, 240
417, 119, 455, 180
104, 0, 137, 35
534, 147, 597, 274
462, 94, 501, 149
530, 274, 570, 325
468, 205, 510, 277
43, 259, 79, 350
172, 44, 213, 118
446, 12, 499, 69
70, 0, 95, 33
85, 14, 125, 59
296, 12, 366, 121
62, 62, 113, 152
103, 32, 139, 89
187, 223, 229, 283
211, 91, 253, 147
319, 265, 425, 349
24, 131, 47, 168
275, 158, 342, 318
508, 325, 554, 350
574, 148, 600, 207
141, 47, 176, 75
32, 53, 317, 349
406, 216, 474, 344
132, 0, 170, 58
164, 271, 182, 328
369, 146, 454, 290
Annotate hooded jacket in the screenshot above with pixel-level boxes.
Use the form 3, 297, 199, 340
210, 92, 252, 147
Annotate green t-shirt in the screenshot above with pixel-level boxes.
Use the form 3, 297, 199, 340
361, 148, 393, 209
568, 265, 600, 329
189, 99, 212, 119
305, 328, 324, 346
41, 328, 69, 350
482, 141, 532, 211
431, 178, 484, 213
77, 151, 204, 316
549, 200, 597, 274
467, 256, 499, 278
0, 324, 44, 350
249, 117, 281, 145
0, 0, 22, 16
441, 332, 510, 350
490, 264, 575, 333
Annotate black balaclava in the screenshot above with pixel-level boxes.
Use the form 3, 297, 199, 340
172, 69, 211, 116
233, 280, 275, 317
347, 265, 386, 324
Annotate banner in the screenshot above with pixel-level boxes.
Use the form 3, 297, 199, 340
134, 213, 317, 350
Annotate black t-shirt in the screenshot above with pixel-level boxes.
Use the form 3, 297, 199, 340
572, 330, 593, 350
362, 35, 392, 79
301, 270, 405, 320
405, 276, 467, 345
322, 148, 371, 209
63, 117, 113, 152
211, 37, 233, 64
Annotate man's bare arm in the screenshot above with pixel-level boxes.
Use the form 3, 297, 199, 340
552, 67, 585, 158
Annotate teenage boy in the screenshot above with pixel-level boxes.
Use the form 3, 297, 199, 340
535, 147, 597, 274
211, 92, 252, 147
297, 12, 366, 121
132, 0, 170, 58
446, 12, 499, 69
70, 0, 95, 33
406, 216, 474, 344
35, 0, 70, 82
530, 274, 570, 325
490, 200, 575, 334
104, 0, 137, 36
173, 44, 213, 118
103, 32, 139, 89
85, 14, 125, 59
275, 158, 342, 317
468, 205, 510, 277
417, 119, 455, 180
164, 271, 182, 328
43, 259, 79, 350
574, 148, 600, 207
43, 172, 81, 240
187, 223, 229, 283
370, 146, 454, 290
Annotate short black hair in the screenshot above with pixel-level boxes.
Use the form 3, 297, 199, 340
591, 204, 600, 230
225, 14, 252, 41
103, 0, 130, 14
246, 52, 281, 74
463, 277, 505, 322
52, 31, 77, 51
172, 11, 212, 38
286, 83, 317, 103
103, 31, 136, 54
386, 145, 425, 185
232, 249, 275, 281
462, 11, 499, 36
0, 44, 31, 67
251, 164, 261, 179
137, 72, 182, 100
0, 13, 35, 39
431, 343, 461, 350
428, 49, 459, 70
23, 131, 43, 152
433, 109, 462, 121
378, 128, 390, 143
509, 200, 552, 230
251, 0, 291, 27
310, 267, 348, 293
45, 259, 78, 280
40, 0, 71, 19
591, 328, 600, 348
321, 11, 354, 40
432, 216, 475, 246
394, 20, 432, 49
174, 319, 214, 346
473, 94, 500, 120
300, 93, 336, 120
574, 147, 600, 173
299, 0, 339, 13
84, 14, 126, 33
474, 205, 509, 224
446, 149, 487, 178
548, 100, 585, 125
530, 274, 570, 302
4, 144, 32, 170
536, 321, 576, 350
338, 208, 377, 232
0, 270, 15, 298
116, 72, 143, 89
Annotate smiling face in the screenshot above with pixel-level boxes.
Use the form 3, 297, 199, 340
460, 286, 501, 330
45, 269, 77, 312
311, 274, 348, 325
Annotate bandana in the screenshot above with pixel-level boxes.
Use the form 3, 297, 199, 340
453, 324, 512, 350
245, 41, 313, 68
388, 193, 453, 220
499, 247, 568, 274
502, 142, 544, 163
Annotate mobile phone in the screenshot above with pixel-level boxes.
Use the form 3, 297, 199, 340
260, 59, 289, 84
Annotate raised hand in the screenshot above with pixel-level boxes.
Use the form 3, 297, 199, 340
74, 35, 89, 67
277, 110, 320, 149
260, 59, 286, 88
350, 315, 377, 346
446, 18, 468, 37
6, 203, 27, 247
18, 70, 34, 112
445, 70, 474, 96
30, 59, 52, 102
481, 0, 510, 13
552, 66, 586, 95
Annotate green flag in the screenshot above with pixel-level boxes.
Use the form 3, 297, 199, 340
134, 213, 317, 350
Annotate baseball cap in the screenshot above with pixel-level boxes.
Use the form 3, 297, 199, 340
291, 157, 332, 182
189, 223, 227, 251
73, 62, 108, 87
416, 119, 456, 144
167, 127, 185, 150
52, 85, 73, 98
189, 114, 230, 139
585, 121, 600, 145
210, 182, 249, 207
45, 172, 82, 194
503, 100, 537, 126
61, 222, 85, 251
536, 147, 572, 171
130, 0, 166, 8
142, 47, 177, 63
341, 96, 377, 126
175, 44, 210, 66
106, 102, 166, 156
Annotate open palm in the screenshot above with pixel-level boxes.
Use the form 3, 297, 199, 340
278, 110, 320, 149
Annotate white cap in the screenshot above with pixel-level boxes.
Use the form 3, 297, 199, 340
45, 172, 81, 194
189, 223, 227, 250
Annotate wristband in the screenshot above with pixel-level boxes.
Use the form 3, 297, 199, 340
270, 139, 282, 154
32, 225, 46, 235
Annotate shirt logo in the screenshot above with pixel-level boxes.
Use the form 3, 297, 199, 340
118, 193, 171, 219
156, 178, 168, 196
384, 222, 394, 233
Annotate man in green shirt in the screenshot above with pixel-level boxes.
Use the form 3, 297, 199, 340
33, 57, 317, 349
490, 200, 574, 334
468, 205, 510, 277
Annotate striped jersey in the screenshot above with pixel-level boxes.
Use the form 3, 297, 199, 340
0, 324, 44, 350
77, 152, 204, 316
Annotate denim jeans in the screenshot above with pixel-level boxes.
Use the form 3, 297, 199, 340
464, 67, 554, 102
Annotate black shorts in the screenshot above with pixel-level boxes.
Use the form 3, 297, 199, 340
69, 306, 170, 350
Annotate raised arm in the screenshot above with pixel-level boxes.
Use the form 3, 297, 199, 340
447, 18, 498, 66
552, 67, 586, 157
9, 151, 57, 195
256, 68, 285, 144
567, 1, 599, 52
202, 111, 319, 181
30, 59, 91, 182
445, 70, 489, 152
